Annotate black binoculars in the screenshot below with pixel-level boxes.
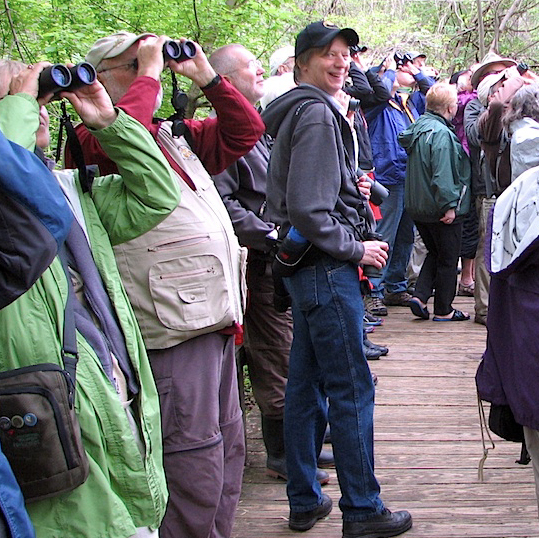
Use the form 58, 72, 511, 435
163, 40, 197, 63
362, 231, 384, 279
363, 175, 389, 207
517, 61, 528, 75
38, 62, 97, 98
394, 51, 412, 68
348, 98, 361, 113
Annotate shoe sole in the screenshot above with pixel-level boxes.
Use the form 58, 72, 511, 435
343, 518, 412, 538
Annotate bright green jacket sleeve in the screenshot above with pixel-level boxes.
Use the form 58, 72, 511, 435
87, 110, 180, 245
0, 93, 39, 150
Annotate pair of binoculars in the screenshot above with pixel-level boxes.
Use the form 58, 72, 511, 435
163, 40, 197, 63
38, 62, 97, 98
394, 51, 412, 68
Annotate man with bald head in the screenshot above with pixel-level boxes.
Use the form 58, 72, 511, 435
209, 43, 333, 487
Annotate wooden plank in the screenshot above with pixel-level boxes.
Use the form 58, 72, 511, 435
232, 296, 539, 538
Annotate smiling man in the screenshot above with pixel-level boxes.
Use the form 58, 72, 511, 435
262, 21, 411, 538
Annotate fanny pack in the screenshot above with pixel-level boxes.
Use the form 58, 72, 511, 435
0, 247, 89, 502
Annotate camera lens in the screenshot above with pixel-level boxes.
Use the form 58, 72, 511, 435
348, 98, 361, 113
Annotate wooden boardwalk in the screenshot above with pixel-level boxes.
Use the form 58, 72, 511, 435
233, 296, 539, 538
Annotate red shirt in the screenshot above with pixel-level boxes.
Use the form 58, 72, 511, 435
65, 75, 265, 189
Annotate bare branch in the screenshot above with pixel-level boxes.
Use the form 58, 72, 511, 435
3, 0, 24, 60
498, 0, 525, 33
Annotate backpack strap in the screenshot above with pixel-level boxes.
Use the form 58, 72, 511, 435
57, 244, 79, 396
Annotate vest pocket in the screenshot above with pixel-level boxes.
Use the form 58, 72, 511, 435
149, 254, 232, 331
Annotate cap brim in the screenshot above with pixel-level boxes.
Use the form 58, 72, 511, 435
339, 28, 359, 48
471, 59, 516, 89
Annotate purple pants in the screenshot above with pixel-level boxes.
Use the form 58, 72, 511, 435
149, 332, 245, 538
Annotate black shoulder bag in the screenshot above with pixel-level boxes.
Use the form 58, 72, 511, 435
0, 246, 89, 502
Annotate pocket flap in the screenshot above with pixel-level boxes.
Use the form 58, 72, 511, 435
178, 287, 207, 304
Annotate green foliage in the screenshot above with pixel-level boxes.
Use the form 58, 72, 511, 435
3, 0, 539, 140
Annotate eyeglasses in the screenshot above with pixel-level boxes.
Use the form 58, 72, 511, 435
248, 59, 263, 70
97, 59, 138, 74
225, 58, 263, 75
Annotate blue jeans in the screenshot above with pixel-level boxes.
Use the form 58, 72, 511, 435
283, 255, 384, 521
370, 182, 414, 297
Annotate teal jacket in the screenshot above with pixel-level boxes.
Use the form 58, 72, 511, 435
399, 111, 471, 223
0, 94, 180, 538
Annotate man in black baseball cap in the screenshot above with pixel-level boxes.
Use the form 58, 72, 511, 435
295, 20, 359, 57
262, 19, 412, 538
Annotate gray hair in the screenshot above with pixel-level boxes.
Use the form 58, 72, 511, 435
503, 83, 539, 131
426, 82, 457, 115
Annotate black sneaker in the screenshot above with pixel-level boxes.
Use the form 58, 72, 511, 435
363, 344, 382, 361
289, 493, 333, 531
342, 508, 412, 538
364, 312, 383, 326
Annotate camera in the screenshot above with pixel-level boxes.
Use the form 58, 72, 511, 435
348, 98, 361, 113
272, 227, 311, 279
163, 40, 197, 63
394, 51, 412, 68
38, 62, 96, 99
363, 176, 389, 206
362, 231, 384, 279
517, 61, 528, 75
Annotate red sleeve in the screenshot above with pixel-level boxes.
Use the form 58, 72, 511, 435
65, 77, 161, 175
184, 77, 265, 175
66, 76, 265, 179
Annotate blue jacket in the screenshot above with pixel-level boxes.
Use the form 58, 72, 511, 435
0, 446, 35, 538
364, 70, 420, 186
0, 130, 72, 308
409, 71, 436, 116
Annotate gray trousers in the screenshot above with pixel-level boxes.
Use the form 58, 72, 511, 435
243, 256, 292, 419
474, 197, 496, 318
149, 333, 245, 538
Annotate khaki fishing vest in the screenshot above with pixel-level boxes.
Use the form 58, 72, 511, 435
113, 122, 247, 350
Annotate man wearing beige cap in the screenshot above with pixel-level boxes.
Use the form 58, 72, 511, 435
464, 51, 517, 326
67, 31, 265, 538
269, 45, 295, 76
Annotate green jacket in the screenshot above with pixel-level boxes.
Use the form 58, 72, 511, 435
0, 95, 180, 538
398, 111, 471, 223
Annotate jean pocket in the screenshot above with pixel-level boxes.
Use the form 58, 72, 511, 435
286, 265, 318, 311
